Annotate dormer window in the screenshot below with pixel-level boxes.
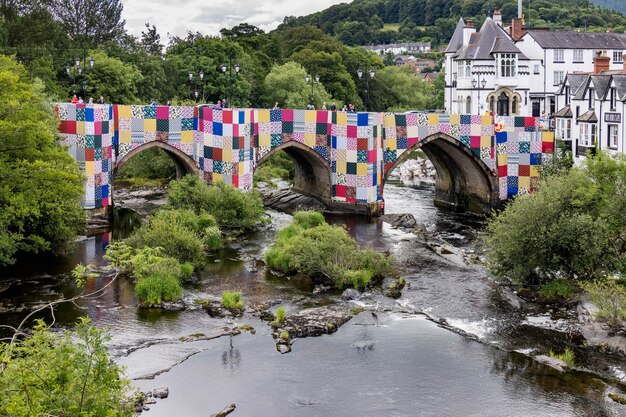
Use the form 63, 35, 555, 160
498, 53, 516, 77
610, 87, 617, 110
565, 86, 570, 105
589, 88, 595, 109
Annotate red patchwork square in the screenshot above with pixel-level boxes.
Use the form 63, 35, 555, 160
213, 147, 222, 161
232, 175, 239, 188
498, 165, 508, 177
357, 138, 368, 151
470, 136, 480, 148
347, 125, 357, 138
542, 141, 554, 153
156, 106, 169, 119
282, 109, 293, 122
85, 148, 94, 161
222, 110, 233, 124
335, 185, 347, 198
519, 165, 530, 176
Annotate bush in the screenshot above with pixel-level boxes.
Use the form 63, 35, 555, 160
168, 177, 266, 229
539, 279, 577, 301
484, 155, 625, 286
0, 318, 133, 416
135, 274, 183, 305
126, 209, 206, 268
130, 247, 185, 305
222, 291, 244, 312
265, 211, 395, 289
203, 226, 223, 250
581, 279, 626, 329
274, 307, 287, 324
116, 147, 176, 182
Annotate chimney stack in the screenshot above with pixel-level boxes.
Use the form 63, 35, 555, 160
594, 50, 610, 74
493, 10, 502, 26
511, 18, 525, 41
463, 20, 476, 46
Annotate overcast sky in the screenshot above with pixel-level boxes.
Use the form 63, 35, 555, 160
121, 0, 348, 40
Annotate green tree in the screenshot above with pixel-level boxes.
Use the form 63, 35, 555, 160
85, 49, 142, 103
49, 0, 125, 46
0, 56, 84, 266
374, 65, 432, 111
0, 318, 133, 417
263, 61, 333, 109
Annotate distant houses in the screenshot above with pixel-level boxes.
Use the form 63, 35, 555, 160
361, 42, 431, 55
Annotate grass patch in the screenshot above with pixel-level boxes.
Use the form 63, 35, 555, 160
351, 306, 365, 315
381, 23, 400, 32
274, 307, 287, 324
539, 279, 577, 301
549, 348, 575, 367
222, 291, 244, 312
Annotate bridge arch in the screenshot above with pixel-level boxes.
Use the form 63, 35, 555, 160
383, 133, 498, 213
256, 141, 332, 204
113, 141, 199, 179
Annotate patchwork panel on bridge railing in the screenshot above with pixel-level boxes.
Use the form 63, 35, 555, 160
55, 103, 113, 209
113, 105, 200, 161
495, 117, 555, 199
381, 113, 495, 175
198, 108, 255, 190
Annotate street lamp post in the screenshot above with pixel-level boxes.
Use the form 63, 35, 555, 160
221, 58, 240, 107
357, 66, 375, 111
66, 55, 95, 99
305, 71, 320, 106
472, 73, 487, 115
188, 70, 206, 103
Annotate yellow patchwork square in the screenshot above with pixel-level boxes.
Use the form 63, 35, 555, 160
428, 114, 439, 125
181, 130, 193, 143
144, 119, 156, 132
304, 133, 315, 147
530, 166, 540, 177
482, 115, 492, 126
212, 173, 222, 184
222, 148, 232, 162
356, 164, 367, 176
117, 106, 131, 118
85, 161, 94, 176
385, 139, 397, 151
76, 121, 85, 135
480, 136, 491, 147
450, 114, 461, 124
542, 131, 555, 143
119, 130, 131, 144
305, 110, 317, 123
239, 162, 245, 173
337, 112, 348, 126
336, 160, 347, 174
518, 176, 530, 189
383, 114, 395, 127
259, 134, 270, 147
258, 110, 270, 123
497, 154, 507, 166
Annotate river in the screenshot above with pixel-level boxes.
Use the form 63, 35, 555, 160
0, 179, 625, 417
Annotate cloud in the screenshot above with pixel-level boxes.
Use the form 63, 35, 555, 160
121, 0, 347, 39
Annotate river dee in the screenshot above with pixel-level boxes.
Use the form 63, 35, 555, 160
0, 180, 625, 416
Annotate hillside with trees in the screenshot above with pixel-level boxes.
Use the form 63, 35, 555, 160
278, 0, 626, 46
592, 0, 626, 15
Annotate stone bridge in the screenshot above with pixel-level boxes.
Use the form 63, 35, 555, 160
55, 104, 554, 215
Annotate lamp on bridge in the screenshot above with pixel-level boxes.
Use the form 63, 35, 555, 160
305, 72, 320, 107
357, 66, 375, 111
188, 70, 207, 103
472, 75, 487, 115
66, 56, 95, 100
221, 58, 240, 108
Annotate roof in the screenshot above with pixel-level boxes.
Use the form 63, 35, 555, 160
567, 74, 589, 97
577, 110, 598, 123
454, 18, 527, 60
590, 75, 612, 100
554, 106, 573, 118
525, 30, 626, 49
573, 76, 592, 100
612, 74, 626, 100
445, 18, 465, 54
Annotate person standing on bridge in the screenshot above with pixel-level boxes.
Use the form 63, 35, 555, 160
273, 102, 280, 110
216, 100, 222, 109
78, 97, 84, 104
71, 94, 78, 104
330, 103, 336, 111
98, 96, 105, 104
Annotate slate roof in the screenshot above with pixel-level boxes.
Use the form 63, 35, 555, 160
525, 30, 626, 49
445, 18, 466, 54
573, 76, 592, 100
577, 110, 598, 122
612, 74, 626, 100
590, 75, 612, 100
554, 106, 573, 118
454, 18, 527, 60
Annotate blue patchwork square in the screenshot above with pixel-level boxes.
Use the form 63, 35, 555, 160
331, 160, 337, 172
384, 150, 397, 163
397, 138, 408, 149
461, 136, 471, 147
460, 115, 471, 124
315, 146, 327, 159
496, 131, 508, 144
94, 148, 102, 161
283, 122, 294, 133
204, 146, 213, 159
213, 122, 223, 136
395, 115, 407, 127
143, 106, 156, 119
530, 153, 542, 165
182, 118, 194, 131
213, 160, 224, 174
519, 141, 530, 153
76, 108, 85, 121
271, 134, 282, 147
239, 112, 245, 124
357, 150, 368, 163
514, 117, 525, 127
358, 113, 368, 126
270, 110, 282, 122
85, 108, 94, 122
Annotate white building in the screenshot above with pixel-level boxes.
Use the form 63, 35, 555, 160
444, 13, 626, 117
554, 56, 626, 158
362, 42, 431, 56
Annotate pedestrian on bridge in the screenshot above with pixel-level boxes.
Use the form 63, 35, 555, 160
71, 94, 78, 104
99, 96, 105, 104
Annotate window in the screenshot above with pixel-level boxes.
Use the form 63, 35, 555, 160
466, 96, 472, 114
580, 123, 596, 146
589, 88, 595, 109
610, 87, 617, 110
554, 49, 565, 62
613, 51, 624, 63
465, 61, 471, 78
533, 64, 540, 74
553, 71, 564, 86
512, 96, 518, 115
565, 86, 570, 105
573, 49, 583, 62
608, 124, 618, 148
557, 119, 571, 140
499, 53, 517, 77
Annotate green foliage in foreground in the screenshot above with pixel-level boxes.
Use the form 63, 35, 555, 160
539, 279, 577, 301
274, 306, 287, 324
485, 152, 626, 286
222, 291, 244, 312
126, 208, 221, 268
581, 279, 626, 329
0, 56, 85, 266
265, 211, 395, 289
167, 176, 266, 229
116, 147, 176, 185
0, 318, 133, 417
549, 348, 575, 367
